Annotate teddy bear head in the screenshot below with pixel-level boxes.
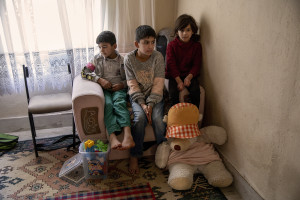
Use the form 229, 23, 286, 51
164, 103, 202, 152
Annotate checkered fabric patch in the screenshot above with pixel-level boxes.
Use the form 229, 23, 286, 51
170, 102, 192, 110
166, 124, 201, 138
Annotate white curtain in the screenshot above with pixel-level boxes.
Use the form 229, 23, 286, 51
0, 0, 155, 96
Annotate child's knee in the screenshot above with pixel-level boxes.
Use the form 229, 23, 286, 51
114, 98, 127, 108
105, 101, 113, 110
152, 107, 164, 118
135, 113, 147, 124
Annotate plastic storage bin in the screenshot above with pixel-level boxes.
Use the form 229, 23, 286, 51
59, 153, 84, 180
79, 142, 110, 179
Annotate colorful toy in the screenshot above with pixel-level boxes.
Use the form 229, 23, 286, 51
95, 140, 108, 152
155, 103, 233, 190
86, 62, 95, 71
84, 139, 108, 152
84, 140, 95, 152
81, 63, 96, 81
88, 160, 105, 176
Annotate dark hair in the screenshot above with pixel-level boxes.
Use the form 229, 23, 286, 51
96, 31, 116, 45
135, 25, 156, 42
174, 14, 200, 42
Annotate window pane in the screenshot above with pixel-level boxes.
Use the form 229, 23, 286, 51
32, 0, 64, 51
5, 0, 22, 53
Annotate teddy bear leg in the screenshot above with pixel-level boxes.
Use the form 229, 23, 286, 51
201, 160, 233, 187
168, 163, 196, 190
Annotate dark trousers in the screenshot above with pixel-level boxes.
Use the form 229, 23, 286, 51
168, 76, 200, 107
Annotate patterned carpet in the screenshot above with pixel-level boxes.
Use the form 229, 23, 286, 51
0, 137, 227, 200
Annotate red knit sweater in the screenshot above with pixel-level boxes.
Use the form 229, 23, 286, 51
165, 37, 202, 79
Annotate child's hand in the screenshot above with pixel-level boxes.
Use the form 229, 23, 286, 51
141, 104, 152, 125
141, 104, 148, 112
177, 82, 185, 91
147, 105, 153, 125
184, 77, 191, 87
98, 78, 112, 90
184, 74, 193, 87
111, 83, 124, 91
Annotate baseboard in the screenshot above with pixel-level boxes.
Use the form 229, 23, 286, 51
220, 152, 264, 200
0, 112, 73, 133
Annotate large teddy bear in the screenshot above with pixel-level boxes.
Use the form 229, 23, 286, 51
155, 103, 233, 190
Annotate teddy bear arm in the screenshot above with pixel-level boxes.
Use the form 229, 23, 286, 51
199, 126, 227, 145
155, 141, 171, 169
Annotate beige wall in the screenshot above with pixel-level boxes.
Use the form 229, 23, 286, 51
0, 94, 27, 118
177, 0, 300, 199
154, 0, 177, 32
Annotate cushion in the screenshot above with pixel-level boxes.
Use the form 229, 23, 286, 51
28, 93, 72, 114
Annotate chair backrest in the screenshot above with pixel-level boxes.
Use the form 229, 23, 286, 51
156, 28, 174, 61
22, 65, 30, 104
67, 63, 74, 87
22, 64, 73, 101
156, 35, 168, 60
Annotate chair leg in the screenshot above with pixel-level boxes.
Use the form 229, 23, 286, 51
72, 115, 76, 149
28, 113, 39, 157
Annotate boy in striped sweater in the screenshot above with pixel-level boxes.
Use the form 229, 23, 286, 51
124, 25, 166, 174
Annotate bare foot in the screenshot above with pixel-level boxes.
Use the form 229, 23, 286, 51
129, 157, 139, 174
110, 133, 122, 150
120, 127, 135, 150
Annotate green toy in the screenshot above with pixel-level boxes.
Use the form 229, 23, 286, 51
95, 140, 108, 152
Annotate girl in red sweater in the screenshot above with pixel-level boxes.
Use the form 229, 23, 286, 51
166, 14, 202, 107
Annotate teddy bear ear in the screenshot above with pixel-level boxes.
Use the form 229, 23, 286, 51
199, 114, 203, 122
163, 115, 168, 123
